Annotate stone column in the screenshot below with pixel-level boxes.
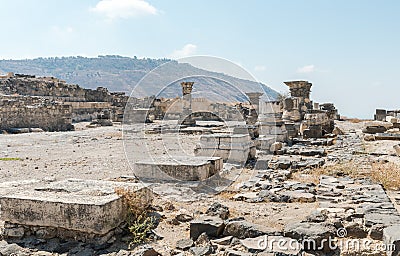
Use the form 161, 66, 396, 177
245, 92, 263, 114
245, 92, 263, 125
180, 82, 196, 126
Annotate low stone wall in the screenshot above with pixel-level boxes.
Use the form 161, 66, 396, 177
68, 101, 112, 122
0, 96, 73, 131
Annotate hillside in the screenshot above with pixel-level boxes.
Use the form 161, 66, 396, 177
0, 56, 278, 101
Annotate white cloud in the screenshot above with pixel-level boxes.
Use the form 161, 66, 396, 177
254, 65, 267, 71
296, 64, 315, 73
169, 44, 197, 59
90, 0, 158, 20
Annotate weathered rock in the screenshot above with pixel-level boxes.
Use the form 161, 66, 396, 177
0, 179, 151, 238
211, 236, 233, 246
206, 202, 230, 220
278, 191, 316, 203
2, 226, 25, 238
284, 222, 335, 251
364, 213, 400, 228
306, 211, 328, 223
176, 239, 194, 250
224, 249, 253, 256
223, 220, 277, 239
268, 159, 292, 170
232, 192, 259, 202
258, 190, 290, 203
195, 232, 211, 246
189, 246, 213, 256
332, 126, 344, 135
394, 144, 400, 157
190, 216, 225, 240
270, 142, 283, 153
175, 213, 194, 223
369, 224, 384, 240
363, 124, 388, 134
364, 134, 376, 141
131, 245, 160, 256
0, 242, 26, 256
343, 222, 368, 239
383, 225, 400, 256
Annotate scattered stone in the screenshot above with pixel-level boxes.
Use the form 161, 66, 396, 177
269, 142, 283, 153
206, 202, 230, 220
211, 236, 233, 246
190, 216, 225, 240
278, 191, 316, 203
394, 144, 400, 157
224, 249, 253, 256
364, 213, 400, 228
131, 244, 160, 256
383, 225, 400, 256
223, 220, 277, 239
189, 246, 213, 256
306, 211, 328, 223
369, 224, 384, 240
176, 239, 194, 250
175, 213, 194, 223
284, 222, 335, 251
332, 127, 345, 135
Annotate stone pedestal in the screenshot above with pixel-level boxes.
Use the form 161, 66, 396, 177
195, 134, 254, 164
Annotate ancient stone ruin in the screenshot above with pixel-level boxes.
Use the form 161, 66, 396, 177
0, 73, 128, 132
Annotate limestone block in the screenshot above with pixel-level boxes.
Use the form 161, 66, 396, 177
270, 142, 283, 152
134, 156, 222, 181
0, 179, 151, 235
383, 225, 400, 256
190, 216, 225, 240
395, 145, 400, 157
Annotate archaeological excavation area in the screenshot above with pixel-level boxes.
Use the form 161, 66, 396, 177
1, 74, 400, 256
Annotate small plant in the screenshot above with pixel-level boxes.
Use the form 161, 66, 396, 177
0, 157, 21, 161
115, 187, 155, 247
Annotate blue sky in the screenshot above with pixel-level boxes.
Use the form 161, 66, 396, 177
0, 0, 399, 118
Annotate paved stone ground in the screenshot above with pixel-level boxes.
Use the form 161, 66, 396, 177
0, 120, 399, 255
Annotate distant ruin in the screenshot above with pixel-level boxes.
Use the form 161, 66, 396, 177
0, 73, 128, 131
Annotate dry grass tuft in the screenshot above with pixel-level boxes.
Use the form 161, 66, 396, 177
370, 162, 400, 190
292, 161, 363, 183
291, 160, 400, 191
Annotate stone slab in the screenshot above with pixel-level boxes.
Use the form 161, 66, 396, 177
134, 156, 222, 181
0, 179, 150, 235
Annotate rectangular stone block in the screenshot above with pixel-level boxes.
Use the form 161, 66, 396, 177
134, 156, 222, 181
0, 179, 150, 235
